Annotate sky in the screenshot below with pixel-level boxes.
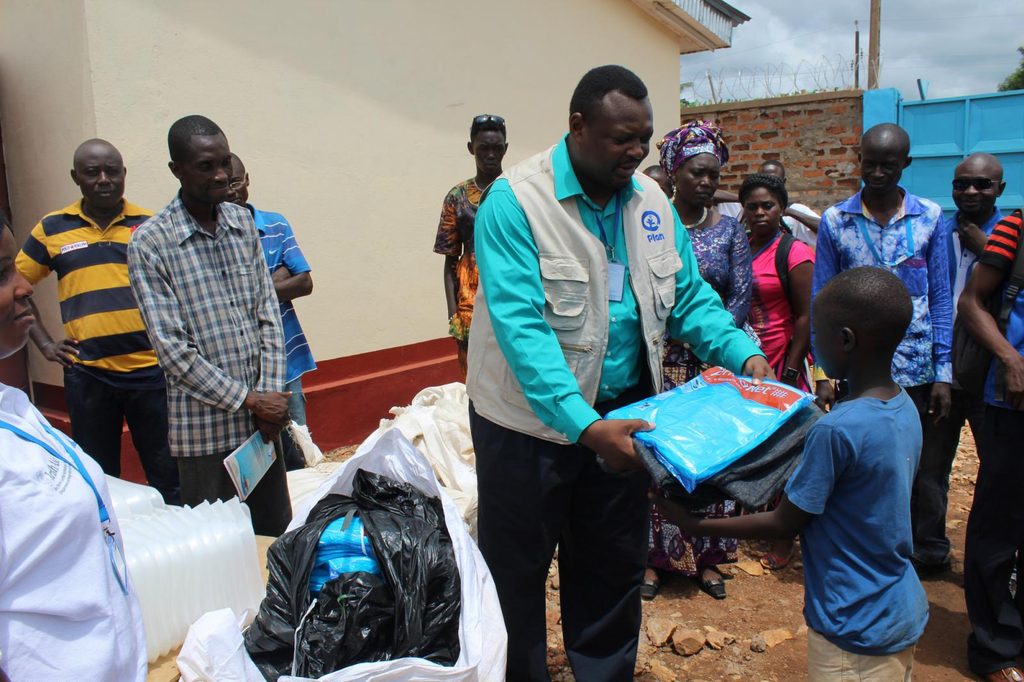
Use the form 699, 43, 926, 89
680, 0, 1024, 104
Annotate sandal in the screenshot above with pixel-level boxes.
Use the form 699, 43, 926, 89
699, 569, 727, 600
984, 667, 1024, 682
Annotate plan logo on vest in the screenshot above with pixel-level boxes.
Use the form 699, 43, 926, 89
641, 211, 664, 242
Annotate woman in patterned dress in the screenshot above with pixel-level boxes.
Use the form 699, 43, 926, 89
643, 120, 754, 601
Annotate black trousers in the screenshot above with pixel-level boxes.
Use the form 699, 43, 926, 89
64, 367, 180, 505
907, 384, 985, 566
471, 389, 650, 682
176, 443, 292, 536
965, 405, 1024, 675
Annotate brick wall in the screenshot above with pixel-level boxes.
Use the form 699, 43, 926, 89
679, 90, 864, 212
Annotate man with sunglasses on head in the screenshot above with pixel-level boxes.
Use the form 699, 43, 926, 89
434, 114, 508, 376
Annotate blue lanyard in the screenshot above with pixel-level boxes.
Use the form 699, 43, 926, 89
590, 194, 622, 261
857, 216, 915, 267
0, 419, 128, 594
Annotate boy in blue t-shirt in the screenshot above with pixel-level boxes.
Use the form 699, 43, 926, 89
658, 266, 929, 680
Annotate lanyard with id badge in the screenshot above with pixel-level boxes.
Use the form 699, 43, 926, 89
592, 194, 626, 302
0, 419, 130, 596
858, 217, 915, 267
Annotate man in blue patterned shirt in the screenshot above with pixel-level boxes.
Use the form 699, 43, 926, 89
228, 154, 316, 471
812, 123, 954, 574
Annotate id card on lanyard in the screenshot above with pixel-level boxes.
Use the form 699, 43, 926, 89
592, 194, 626, 302
0, 419, 129, 595
857, 215, 915, 267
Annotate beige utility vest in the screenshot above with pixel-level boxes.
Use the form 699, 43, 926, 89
467, 145, 683, 444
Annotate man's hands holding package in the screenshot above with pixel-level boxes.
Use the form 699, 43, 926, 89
579, 418, 653, 472
244, 390, 292, 443
580, 356, 773, 472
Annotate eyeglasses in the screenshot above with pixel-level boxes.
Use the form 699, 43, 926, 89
952, 177, 997, 191
228, 174, 250, 192
473, 114, 505, 126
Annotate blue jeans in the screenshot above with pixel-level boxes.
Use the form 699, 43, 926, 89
281, 376, 307, 470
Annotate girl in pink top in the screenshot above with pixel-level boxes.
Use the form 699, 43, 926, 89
741, 173, 825, 571
742, 173, 816, 391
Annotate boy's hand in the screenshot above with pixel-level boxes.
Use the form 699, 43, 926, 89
928, 382, 951, 423
815, 380, 836, 411
742, 355, 775, 384
653, 496, 701, 532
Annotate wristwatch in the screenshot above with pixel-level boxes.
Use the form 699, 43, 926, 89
782, 367, 800, 382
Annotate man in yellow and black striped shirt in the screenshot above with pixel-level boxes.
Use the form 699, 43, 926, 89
16, 139, 179, 503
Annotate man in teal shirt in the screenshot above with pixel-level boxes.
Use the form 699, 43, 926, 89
468, 65, 768, 681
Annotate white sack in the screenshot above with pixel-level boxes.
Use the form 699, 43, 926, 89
376, 382, 478, 534
176, 608, 263, 682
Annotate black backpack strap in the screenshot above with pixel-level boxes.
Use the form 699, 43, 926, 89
996, 230, 1024, 331
993, 210, 1024, 400
775, 232, 795, 300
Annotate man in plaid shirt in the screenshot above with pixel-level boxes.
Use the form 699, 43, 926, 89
128, 115, 291, 535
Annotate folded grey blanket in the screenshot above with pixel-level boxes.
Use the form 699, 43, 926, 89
640, 404, 823, 510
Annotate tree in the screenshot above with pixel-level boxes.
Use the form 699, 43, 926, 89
998, 46, 1024, 92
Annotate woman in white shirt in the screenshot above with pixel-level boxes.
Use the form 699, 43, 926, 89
0, 215, 147, 680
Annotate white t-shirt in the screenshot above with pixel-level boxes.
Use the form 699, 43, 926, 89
718, 201, 743, 220
0, 383, 147, 680
784, 203, 819, 248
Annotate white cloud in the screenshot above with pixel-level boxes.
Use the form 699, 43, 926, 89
681, 0, 1024, 102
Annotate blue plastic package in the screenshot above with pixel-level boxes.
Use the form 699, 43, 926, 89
308, 512, 381, 597
605, 366, 814, 492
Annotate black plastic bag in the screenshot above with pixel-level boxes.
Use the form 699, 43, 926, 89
294, 571, 394, 678
244, 469, 461, 680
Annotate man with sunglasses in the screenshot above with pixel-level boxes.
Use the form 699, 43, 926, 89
227, 154, 315, 471
812, 123, 954, 576
934, 154, 1006, 464
434, 114, 508, 376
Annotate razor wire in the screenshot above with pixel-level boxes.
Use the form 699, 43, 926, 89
681, 54, 859, 106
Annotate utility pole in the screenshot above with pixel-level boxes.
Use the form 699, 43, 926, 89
854, 21, 861, 89
868, 0, 881, 89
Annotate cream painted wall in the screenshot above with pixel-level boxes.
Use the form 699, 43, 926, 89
0, 0, 97, 386
2, 0, 682, 385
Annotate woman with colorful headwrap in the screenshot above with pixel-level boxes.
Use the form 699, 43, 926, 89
642, 120, 754, 602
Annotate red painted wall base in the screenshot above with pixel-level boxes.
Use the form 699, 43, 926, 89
31, 337, 463, 485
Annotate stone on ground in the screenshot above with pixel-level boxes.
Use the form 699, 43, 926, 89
671, 628, 706, 656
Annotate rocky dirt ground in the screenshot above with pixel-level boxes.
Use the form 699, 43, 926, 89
543, 427, 983, 681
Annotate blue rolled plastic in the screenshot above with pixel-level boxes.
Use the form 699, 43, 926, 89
605, 367, 814, 492
308, 514, 381, 597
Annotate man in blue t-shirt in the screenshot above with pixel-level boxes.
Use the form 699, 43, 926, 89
228, 154, 317, 470
958, 208, 1024, 682
659, 266, 928, 680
